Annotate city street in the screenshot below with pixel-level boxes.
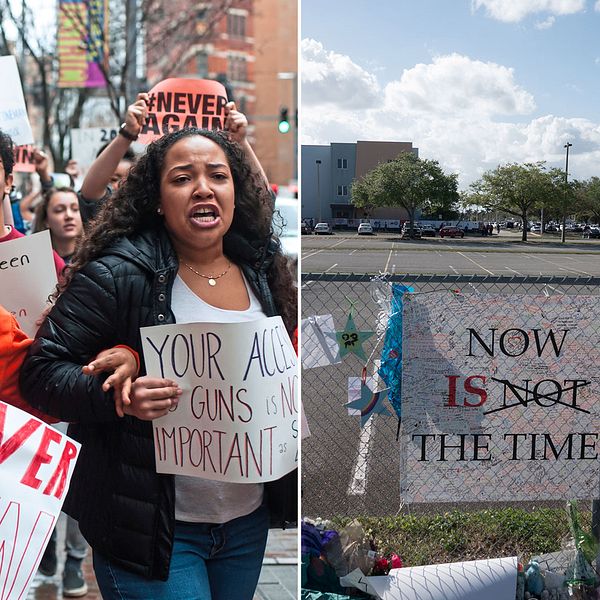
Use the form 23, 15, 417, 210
301, 230, 600, 276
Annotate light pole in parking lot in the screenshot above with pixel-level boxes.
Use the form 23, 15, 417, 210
316, 159, 322, 222
561, 142, 572, 244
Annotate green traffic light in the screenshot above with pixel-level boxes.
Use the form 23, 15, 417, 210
278, 120, 290, 134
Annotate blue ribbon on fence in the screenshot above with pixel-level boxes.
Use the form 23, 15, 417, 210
378, 284, 413, 420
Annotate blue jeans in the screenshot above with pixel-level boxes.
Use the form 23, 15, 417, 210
93, 505, 269, 599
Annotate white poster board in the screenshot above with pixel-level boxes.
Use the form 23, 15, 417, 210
401, 293, 600, 502
367, 556, 517, 600
0, 231, 57, 338
0, 401, 80, 600
70, 126, 119, 172
301, 314, 341, 369
141, 316, 298, 483
0, 56, 33, 145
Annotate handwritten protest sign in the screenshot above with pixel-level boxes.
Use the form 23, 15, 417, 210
13, 145, 36, 173
0, 231, 57, 338
0, 401, 80, 600
141, 316, 298, 483
138, 79, 228, 144
0, 56, 33, 146
70, 126, 120, 173
367, 557, 517, 600
400, 293, 600, 502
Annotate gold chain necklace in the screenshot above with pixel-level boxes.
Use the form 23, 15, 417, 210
181, 260, 232, 286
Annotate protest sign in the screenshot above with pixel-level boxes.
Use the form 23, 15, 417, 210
367, 556, 517, 600
141, 316, 298, 483
0, 401, 80, 600
400, 292, 600, 502
0, 231, 57, 338
138, 79, 228, 144
70, 126, 120, 172
13, 146, 36, 173
0, 56, 33, 146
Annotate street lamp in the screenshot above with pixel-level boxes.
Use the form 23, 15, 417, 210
561, 142, 572, 244
316, 159, 322, 223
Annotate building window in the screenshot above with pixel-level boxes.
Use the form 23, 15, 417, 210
337, 185, 348, 196
196, 51, 208, 77
227, 12, 246, 38
337, 158, 348, 169
227, 56, 247, 82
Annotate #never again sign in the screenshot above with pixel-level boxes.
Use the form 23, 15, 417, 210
400, 292, 600, 502
0, 402, 80, 600
141, 316, 298, 483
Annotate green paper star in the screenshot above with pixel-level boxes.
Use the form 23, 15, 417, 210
346, 382, 390, 427
334, 313, 374, 361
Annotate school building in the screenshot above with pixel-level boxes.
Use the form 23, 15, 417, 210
301, 141, 419, 225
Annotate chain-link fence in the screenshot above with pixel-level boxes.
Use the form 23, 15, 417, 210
301, 273, 600, 565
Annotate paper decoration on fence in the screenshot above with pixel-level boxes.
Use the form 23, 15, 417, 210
378, 284, 413, 419
347, 373, 380, 416
333, 312, 374, 361
367, 556, 518, 600
565, 548, 598, 587
340, 568, 380, 597
301, 314, 341, 369
345, 380, 390, 427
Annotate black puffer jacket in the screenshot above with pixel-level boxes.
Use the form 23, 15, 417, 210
20, 225, 297, 580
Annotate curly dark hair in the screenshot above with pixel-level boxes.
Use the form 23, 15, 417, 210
66, 128, 297, 334
0, 130, 15, 177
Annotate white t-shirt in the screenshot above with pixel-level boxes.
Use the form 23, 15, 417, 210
171, 273, 266, 523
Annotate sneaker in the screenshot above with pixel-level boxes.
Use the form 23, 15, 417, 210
62, 557, 88, 597
38, 540, 57, 577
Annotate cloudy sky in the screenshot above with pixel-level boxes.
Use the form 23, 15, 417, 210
301, 0, 600, 189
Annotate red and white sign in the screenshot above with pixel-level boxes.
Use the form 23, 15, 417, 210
138, 78, 228, 144
0, 401, 80, 600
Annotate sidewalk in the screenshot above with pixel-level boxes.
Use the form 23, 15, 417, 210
27, 520, 297, 599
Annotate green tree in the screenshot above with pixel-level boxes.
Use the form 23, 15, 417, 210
351, 153, 459, 238
574, 177, 600, 224
466, 162, 557, 242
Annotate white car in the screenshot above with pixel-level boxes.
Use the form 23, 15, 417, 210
357, 222, 374, 235
313, 222, 333, 235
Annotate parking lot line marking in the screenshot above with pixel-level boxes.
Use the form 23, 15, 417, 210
526, 253, 592, 276
325, 263, 338, 273
505, 267, 523, 275
348, 417, 373, 496
302, 249, 324, 259
350, 249, 357, 255
449, 265, 459, 274
384, 243, 395, 273
457, 252, 495, 275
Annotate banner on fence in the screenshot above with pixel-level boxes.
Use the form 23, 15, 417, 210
141, 316, 298, 483
0, 231, 57, 338
400, 292, 600, 502
0, 401, 80, 600
367, 556, 517, 600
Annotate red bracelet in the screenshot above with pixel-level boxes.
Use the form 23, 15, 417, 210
113, 344, 140, 377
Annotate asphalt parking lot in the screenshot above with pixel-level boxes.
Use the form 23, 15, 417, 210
301, 229, 600, 276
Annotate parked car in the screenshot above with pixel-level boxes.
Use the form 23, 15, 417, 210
439, 226, 464, 239
421, 225, 437, 237
357, 222, 374, 235
301, 221, 312, 235
545, 224, 558, 232
531, 224, 542, 233
401, 224, 422, 239
313, 222, 333, 235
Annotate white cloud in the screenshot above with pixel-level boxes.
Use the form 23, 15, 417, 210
301, 43, 600, 189
535, 15, 556, 28
472, 0, 585, 22
595, 0, 600, 10
384, 53, 535, 117
301, 38, 380, 109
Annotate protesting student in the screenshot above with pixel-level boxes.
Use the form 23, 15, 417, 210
21, 123, 297, 598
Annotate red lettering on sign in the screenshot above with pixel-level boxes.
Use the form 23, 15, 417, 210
0, 405, 42, 465
20, 427, 61, 491
42, 440, 78, 500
